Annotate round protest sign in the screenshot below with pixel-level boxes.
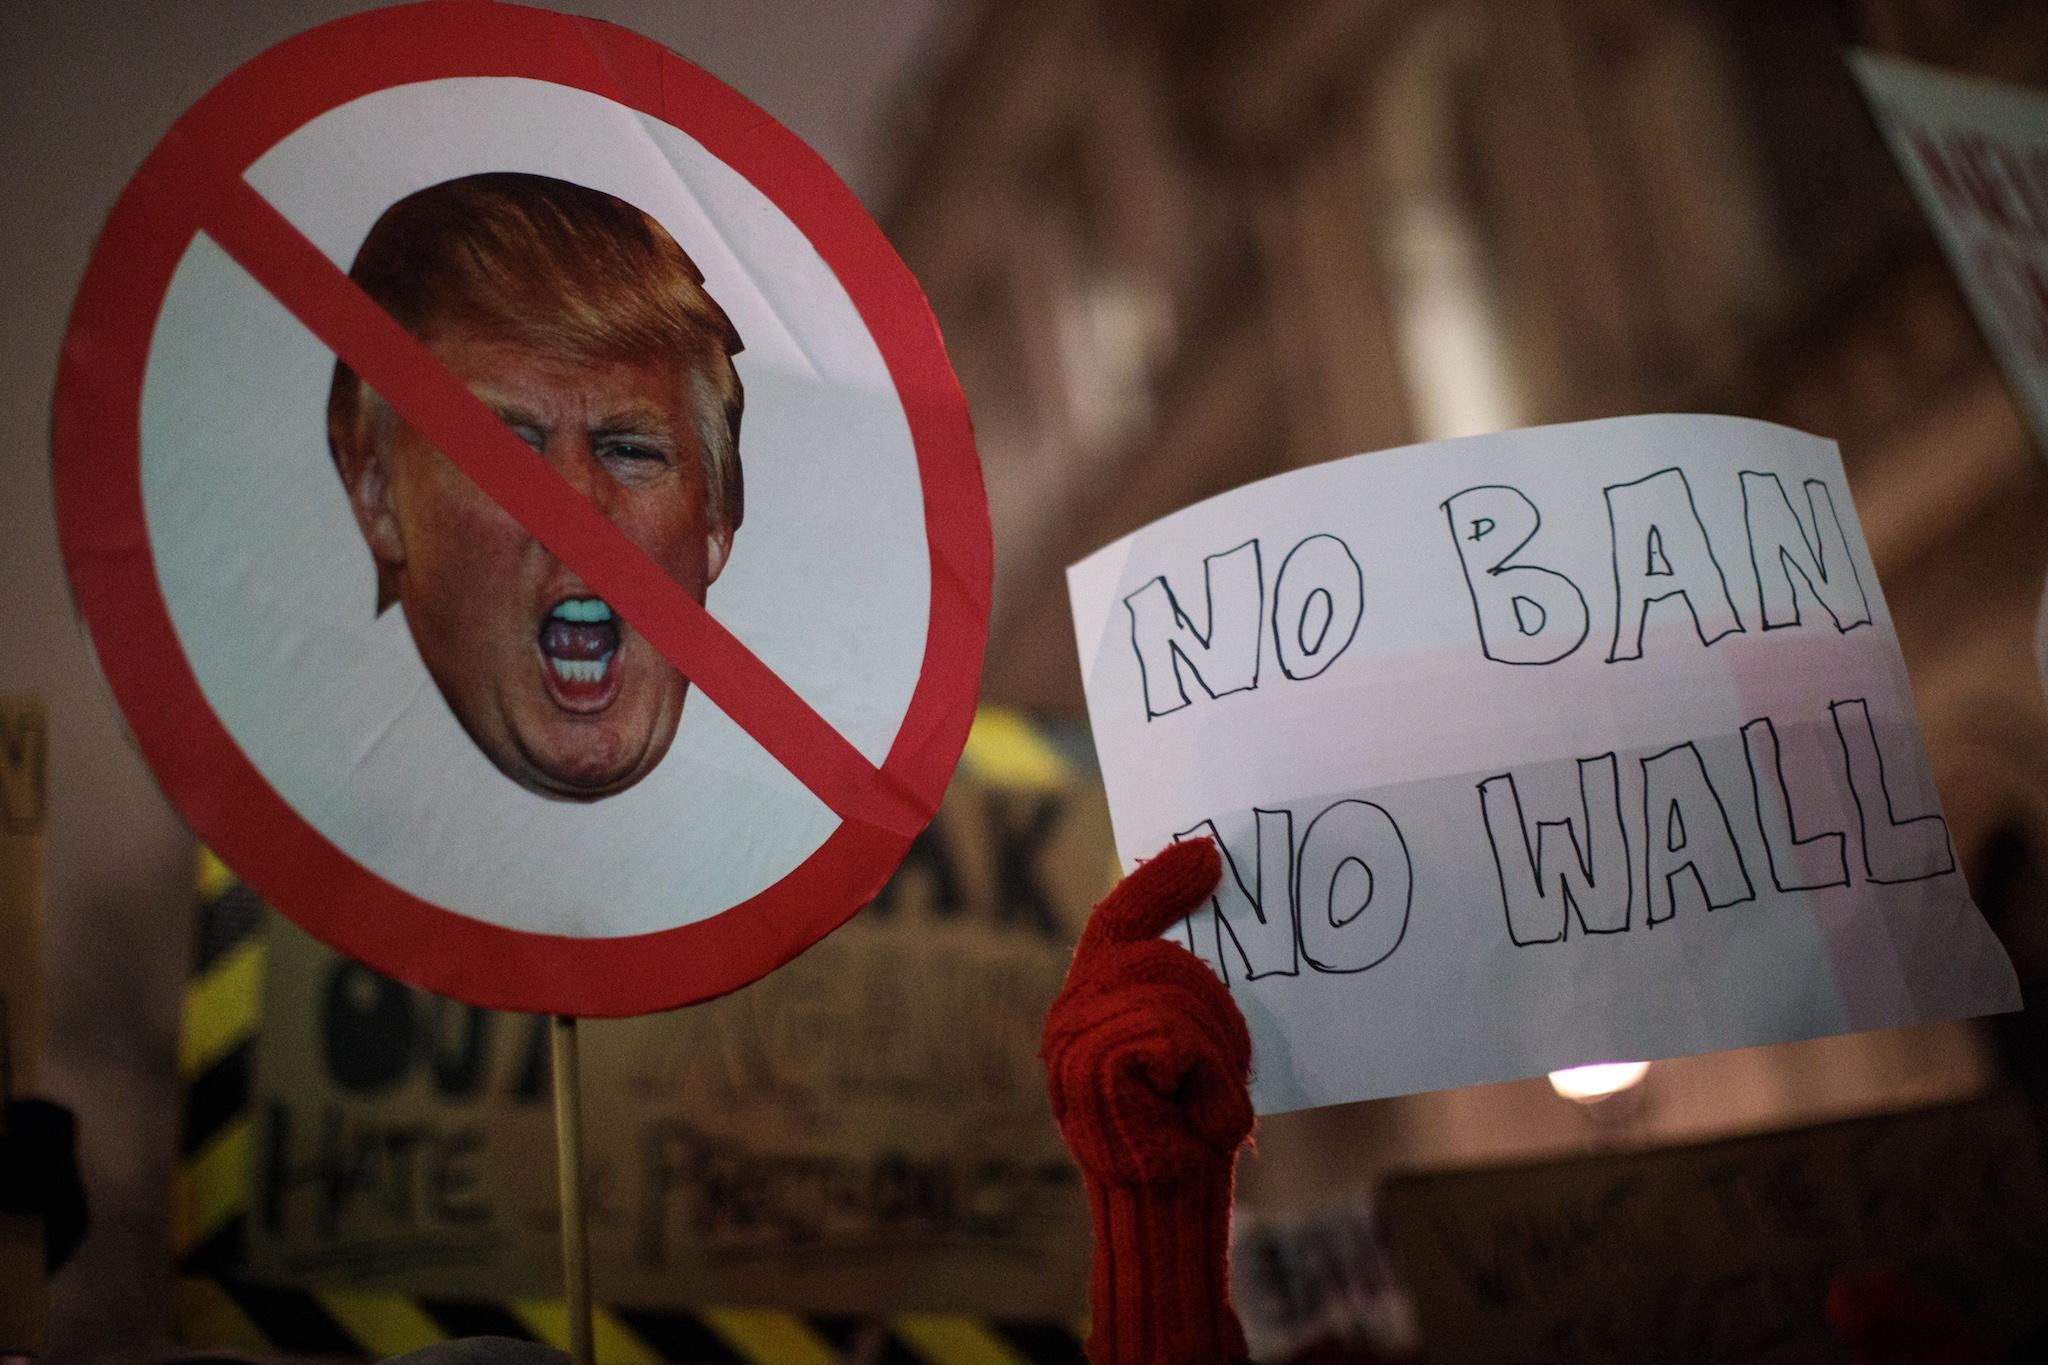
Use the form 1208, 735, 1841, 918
52, 2, 989, 1016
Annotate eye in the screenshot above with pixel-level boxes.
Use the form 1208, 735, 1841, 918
599, 440, 671, 468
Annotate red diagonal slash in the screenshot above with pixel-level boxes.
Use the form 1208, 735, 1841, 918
197, 173, 929, 838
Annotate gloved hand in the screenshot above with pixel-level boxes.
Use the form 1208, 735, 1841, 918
1041, 838, 1254, 1365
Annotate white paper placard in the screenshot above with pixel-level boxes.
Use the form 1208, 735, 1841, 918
1067, 415, 2020, 1113
1852, 52, 2048, 457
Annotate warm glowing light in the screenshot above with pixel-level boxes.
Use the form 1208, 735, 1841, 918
1547, 1060, 1650, 1103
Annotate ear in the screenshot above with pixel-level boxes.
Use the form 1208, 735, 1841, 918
331, 412, 407, 605
705, 520, 735, 587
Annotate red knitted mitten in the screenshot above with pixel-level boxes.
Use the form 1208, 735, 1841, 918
1041, 838, 1254, 1365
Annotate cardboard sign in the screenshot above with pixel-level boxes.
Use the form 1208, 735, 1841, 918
0, 695, 47, 1355
51, 3, 989, 1015
175, 729, 1111, 1328
1378, 1094, 2048, 1364
0, 695, 46, 1098
1067, 415, 2019, 1113
1852, 53, 2048, 456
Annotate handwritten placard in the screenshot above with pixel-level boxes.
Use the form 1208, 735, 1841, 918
1067, 416, 2020, 1113
1852, 52, 2048, 457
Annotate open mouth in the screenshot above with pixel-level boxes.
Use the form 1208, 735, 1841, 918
538, 597, 622, 709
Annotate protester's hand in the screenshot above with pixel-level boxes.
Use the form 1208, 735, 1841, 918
1040, 838, 1253, 1187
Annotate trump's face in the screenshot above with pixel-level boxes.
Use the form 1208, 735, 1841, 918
344, 323, 732, 800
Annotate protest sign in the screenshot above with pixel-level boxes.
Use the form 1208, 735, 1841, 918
1067, 415, 2020, 1114
51, 3, 989, 1016
1378, 1093, 2048, 1364
1230, 1195, 1416, 1363
1851, 53, 2048, 456
0, 695, 47, 1355
0, 695, 44, 1098
170, 717, 1108, 1353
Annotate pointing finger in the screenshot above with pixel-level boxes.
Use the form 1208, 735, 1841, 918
1073, 837, 1222, 965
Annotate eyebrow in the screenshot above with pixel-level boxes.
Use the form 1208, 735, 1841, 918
481, 401, 680, 443
589, 407, 681, 441
485, 400, 548, 434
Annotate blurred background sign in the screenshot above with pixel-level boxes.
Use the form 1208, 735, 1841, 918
169, 708, 1110, 1359
1, 694, 46, 1100
0, 695, 48, 1360
1379, 1093, 2048, 1363
1231, 1193, 1419, 1363
1853, 52, 2048, 458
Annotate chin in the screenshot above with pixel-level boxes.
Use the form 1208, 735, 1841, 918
505, 709, 683, 803
506, 744, 660, 803
522, 763, 653, 803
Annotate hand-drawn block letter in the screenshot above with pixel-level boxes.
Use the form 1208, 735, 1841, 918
1270, 534, 1364, 681
1640, 742, 1756, 924
1606, 468, 1745, 661
1176, 809, 1300, 983
1294, 799, 1411, 973
1442, 485, 1589, 665
1123, 540, 1263, 719
1740, 716, 1849, 892
1829, 698, 1956, 884
1740, 472, 1872, 633
1478, 754, 1631, 945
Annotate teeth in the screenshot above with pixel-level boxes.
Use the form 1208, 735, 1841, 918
549, 655, 613, 685
551, 598, 614, 623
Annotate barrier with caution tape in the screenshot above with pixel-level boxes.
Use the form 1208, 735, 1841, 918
170, 1275, 1086, 1363
172, 709, 1100, 1362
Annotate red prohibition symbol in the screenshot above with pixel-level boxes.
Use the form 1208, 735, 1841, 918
52, 2, 990, 1016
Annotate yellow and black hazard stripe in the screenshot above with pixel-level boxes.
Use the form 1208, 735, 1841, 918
170, 1277, 1086, 1362
172, 845, 1088, 1362
174, 848, 265, 1275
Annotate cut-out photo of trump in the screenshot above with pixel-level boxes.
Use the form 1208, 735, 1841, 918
327, 172, 744, 802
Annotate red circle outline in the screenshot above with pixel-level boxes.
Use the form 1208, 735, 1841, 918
52, 2, 989, 1017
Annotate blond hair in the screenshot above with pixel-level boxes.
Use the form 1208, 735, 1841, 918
328, 172, 744, 535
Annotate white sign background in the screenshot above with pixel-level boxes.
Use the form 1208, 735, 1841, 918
141, 78, 929, 937
1069, 416, 2020, 1112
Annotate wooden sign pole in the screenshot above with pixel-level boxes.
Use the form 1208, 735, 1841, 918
551, 1016, 595, 1365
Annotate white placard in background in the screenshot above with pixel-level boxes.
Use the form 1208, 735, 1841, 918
1853, 52, 2048, 457
1068, 415, 2020, 1113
